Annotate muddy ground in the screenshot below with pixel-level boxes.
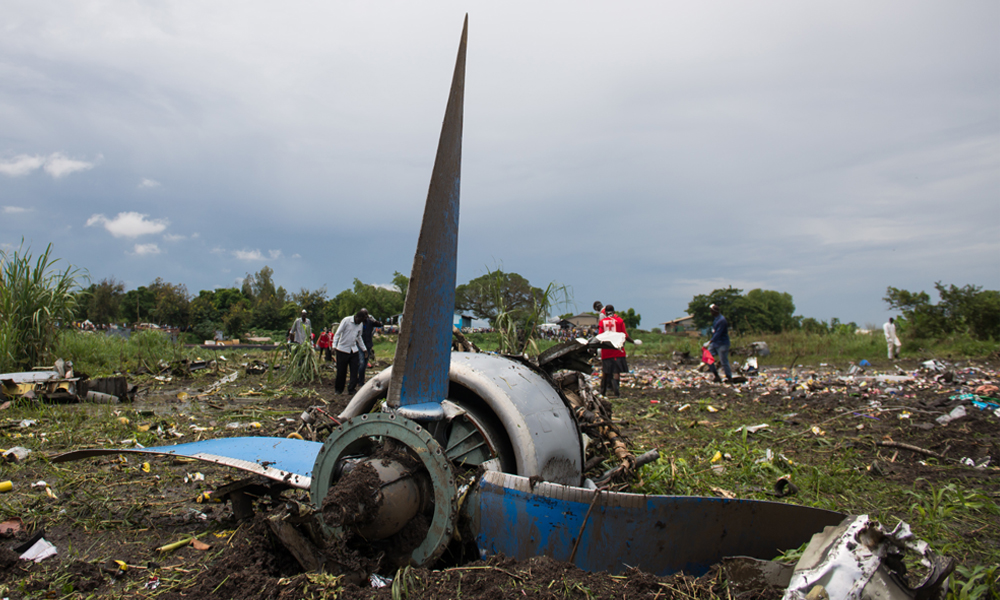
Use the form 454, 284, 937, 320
1, 356, 997, 599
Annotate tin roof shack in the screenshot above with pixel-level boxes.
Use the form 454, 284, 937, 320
662, 315, 698, 335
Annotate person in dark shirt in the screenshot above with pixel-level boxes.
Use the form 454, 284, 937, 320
704, 304, 732, 383
358, 309, 383, 385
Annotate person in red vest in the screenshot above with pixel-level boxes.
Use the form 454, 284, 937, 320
317, 327, 333, 362
598, 304, 635, 397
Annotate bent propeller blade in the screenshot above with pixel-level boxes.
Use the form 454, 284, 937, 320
471, 471, 844, 576
388, 15, 467, 416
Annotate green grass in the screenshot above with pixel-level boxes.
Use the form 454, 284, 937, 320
623, 393, 1000, 597
53, 328, 203, 376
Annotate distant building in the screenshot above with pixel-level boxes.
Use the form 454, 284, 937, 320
661, 315, 697, 333
453, 313, 474, 329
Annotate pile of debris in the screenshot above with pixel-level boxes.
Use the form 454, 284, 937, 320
0, 358, 135, 404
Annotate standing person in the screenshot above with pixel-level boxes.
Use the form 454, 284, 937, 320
317, 327, 333, 362
883, 317, 901, 360
704, 304, 732, 383
598, 304, 634, 397
332, 309, 369, 395
290, 310, 311, 344
358, 310, 384, 385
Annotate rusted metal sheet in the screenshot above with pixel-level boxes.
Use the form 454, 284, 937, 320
472, 471, 844, 576
388, 15, 467, 413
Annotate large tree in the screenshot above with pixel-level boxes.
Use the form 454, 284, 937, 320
688, 287, 744, 331
242, 266, 288, 330
455, 271, 543, 325
121, 286, 157, 324
885, 282, 1000, 340
326, 279, 405, 324
148, 278, 191, 327
81, 277, 125, 324
688, 287, 798, 334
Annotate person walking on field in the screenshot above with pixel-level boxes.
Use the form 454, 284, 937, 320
332, 309, 369, 395
290, 310, 311, 344
704, 304, 732, 383
884, 317, 901, 360
598, 304, 635, 397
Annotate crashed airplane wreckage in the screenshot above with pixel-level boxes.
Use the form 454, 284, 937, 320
54, 17, 953, 599
1, 358, 135, 404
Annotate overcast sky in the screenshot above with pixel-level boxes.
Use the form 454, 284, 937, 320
2, 1, 997, 328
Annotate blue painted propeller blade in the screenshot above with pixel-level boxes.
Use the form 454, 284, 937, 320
52, 437, 322, 489
472, 471, 844, 576
388, 15, 467, 412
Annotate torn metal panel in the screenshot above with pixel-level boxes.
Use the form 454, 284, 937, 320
1, 371, 78, 399
782, 515, 954, 600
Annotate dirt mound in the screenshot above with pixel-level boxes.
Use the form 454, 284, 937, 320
155, 515, 300, 600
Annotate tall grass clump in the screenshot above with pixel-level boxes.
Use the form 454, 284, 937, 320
0, 242, 80, 372
55, 328, 192, 376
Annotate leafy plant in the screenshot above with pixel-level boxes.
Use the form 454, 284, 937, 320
279, 328, 320, 384
948, 564, 999, 600
0, 241, 81, 371
486, 267, 571, 355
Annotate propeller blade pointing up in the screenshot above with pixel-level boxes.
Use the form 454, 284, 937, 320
388, 15, 467, 415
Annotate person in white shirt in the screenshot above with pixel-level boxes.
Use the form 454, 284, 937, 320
883, 317, 901, 360
290, 310, 311, 344
332, 309, 369, 394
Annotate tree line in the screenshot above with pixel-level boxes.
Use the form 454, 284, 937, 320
687, 283, 1000, 340
77, 267, 1000, 343
74, 267, 413, 341
73, 267, 568, 341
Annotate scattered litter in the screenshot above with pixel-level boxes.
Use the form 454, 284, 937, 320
711, 487, 737, 499
733, 423, 769, 434
810, 426, 825, 436
19, 538, 57, 562
0, 517, 23, 535
370, 573, 392, 588
2, 446, 30, 462
921, 359, 948, 372
19, 419, 36, 428
960, 456, 990, 469
191, 539, 211, 551
972, 399, 1000, 411
0, 480, 12, 493
204, 371, 239, 394
145, 577, 161, 590
935, 405, 966, 425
